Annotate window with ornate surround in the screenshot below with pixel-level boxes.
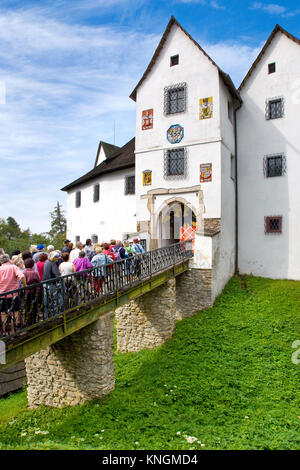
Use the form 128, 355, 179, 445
164, 82, 187, 115
266, 97, 284, 120
163, 147, 187, 179
125, 175, 135, 195
263, 154, 286, 178
265, 216, 282, 234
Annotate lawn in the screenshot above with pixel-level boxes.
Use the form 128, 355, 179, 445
0, 275, 299, 450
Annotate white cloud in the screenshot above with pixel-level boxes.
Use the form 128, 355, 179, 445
0, 6, 260, 235
201, 41, 262, 87
250, 2, 286, 15
176, 0, 225, 7
0, 9, 159, 233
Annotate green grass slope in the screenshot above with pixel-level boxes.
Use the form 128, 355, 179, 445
0, 276, 299, 450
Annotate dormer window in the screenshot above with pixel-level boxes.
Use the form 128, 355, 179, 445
268, 62, 276, 74
170, 54, 179, 66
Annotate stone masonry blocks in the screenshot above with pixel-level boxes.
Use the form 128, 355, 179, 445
176, 268, 213, 320
116, 278, 176, 353
25, 311, 115, 408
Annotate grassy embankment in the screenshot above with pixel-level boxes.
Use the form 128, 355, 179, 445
0, 275, 299, 450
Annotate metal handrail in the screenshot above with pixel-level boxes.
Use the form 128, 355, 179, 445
0, 240, 193, 340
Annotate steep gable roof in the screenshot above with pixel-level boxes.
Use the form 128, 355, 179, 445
61, 138, 135, 192
239, 24, 300, 91
130, 16, 241, 103
94, 141, 120, 168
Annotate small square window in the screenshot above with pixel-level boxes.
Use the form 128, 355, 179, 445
75, 191, 81, 208
268, 62, 276, 74
266, 97, 284, 120
125, 175, 135, 195
170, 55, 179, 66
93, 184, 100, 202
265, 216, 282, 234
263, 154, 286, 178
75, 236, 80, 243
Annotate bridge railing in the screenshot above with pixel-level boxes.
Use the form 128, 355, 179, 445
0, 240, 193, 340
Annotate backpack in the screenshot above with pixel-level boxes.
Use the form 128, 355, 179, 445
134, 243, 144, 255
111, 246, 122, 261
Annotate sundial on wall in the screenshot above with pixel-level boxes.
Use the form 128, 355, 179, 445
167, 124, 184, 144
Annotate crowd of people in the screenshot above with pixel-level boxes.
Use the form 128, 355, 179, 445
0, 238, 145, 336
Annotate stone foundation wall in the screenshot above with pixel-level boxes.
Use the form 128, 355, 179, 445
116, 278, 176, 353
25, 311, 115, 408
176, 268, 213, 320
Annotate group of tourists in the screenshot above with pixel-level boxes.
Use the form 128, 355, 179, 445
0, 238, 145, 336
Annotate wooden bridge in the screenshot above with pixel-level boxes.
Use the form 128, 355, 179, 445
0, 240, 212, 407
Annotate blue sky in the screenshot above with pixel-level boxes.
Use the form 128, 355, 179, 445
0, 0, 299, 234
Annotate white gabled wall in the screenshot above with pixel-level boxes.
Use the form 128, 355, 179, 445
135, 22, 237, 292
135, 24, 223, 225
66, 169, 136, 244
238, 31, 300, 279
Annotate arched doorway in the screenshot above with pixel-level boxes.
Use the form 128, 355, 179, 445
158, 201, 196, 247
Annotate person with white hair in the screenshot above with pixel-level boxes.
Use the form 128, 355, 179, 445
70, 241, 83, 262
47, 245, 54, 254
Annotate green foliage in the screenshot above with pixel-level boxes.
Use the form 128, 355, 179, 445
0, 276, 299, 450
0, 202, 66, 254
48, 202, 66, 248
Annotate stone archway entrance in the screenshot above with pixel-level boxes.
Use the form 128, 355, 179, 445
158, 200, 197, 247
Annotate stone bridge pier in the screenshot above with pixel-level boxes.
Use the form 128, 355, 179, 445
25, 311, 115, 407
25, 233, 220, 407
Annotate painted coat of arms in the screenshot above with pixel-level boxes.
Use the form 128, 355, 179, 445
167, 124, 184, 143
142, 109, 153, 130
200, 163, 212, 182
199, 97, 213, 120
143, 170, 152, 186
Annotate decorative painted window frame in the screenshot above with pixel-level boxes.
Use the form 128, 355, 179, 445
263, 153, 286, 178
264, 216, 282, 234
164, 82, 187, 116
265, 96, 284, 120
163, 147, 187, 180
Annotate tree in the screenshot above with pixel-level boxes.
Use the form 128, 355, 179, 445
48, 202, 67, 248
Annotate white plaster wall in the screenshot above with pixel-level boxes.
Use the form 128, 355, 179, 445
66, 169, 136, 244
135, 24, 222, 154
95, 145, 106, 167
214, 143, 236, 297
134, 23, 226, 227
238, 32, 300, 279
136, 141, 222, 224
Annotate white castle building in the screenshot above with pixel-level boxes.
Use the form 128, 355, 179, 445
62, 17, 300, 287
